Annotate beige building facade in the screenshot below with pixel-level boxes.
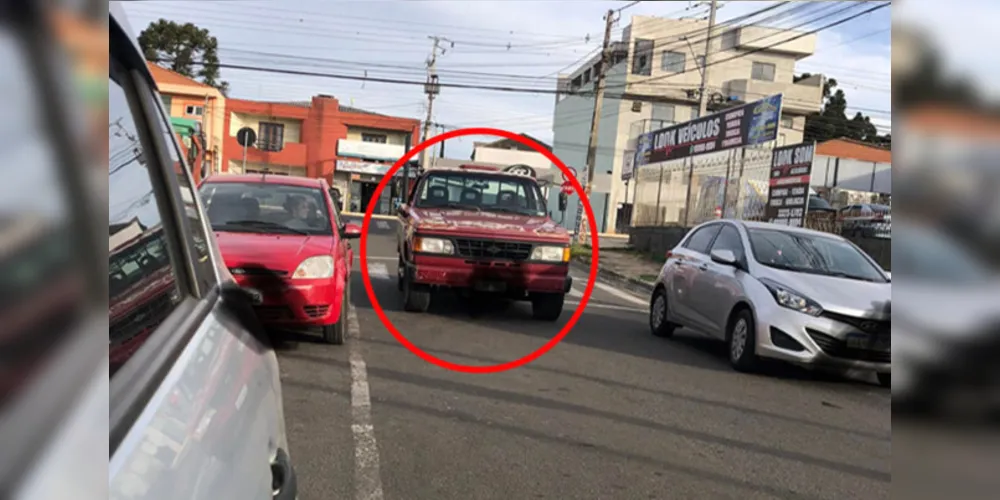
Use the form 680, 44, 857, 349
552, 15, 825, 232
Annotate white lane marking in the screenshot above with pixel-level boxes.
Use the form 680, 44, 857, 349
593, 281, 649, 306
354, 256, 397, 262
375, 220, 390, 230
348, 306, 385, 500
367, 262, 391, 280
566, 300, 647, 314
567, 287, 583, 298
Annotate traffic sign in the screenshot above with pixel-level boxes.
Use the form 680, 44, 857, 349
236, 127, 257, 148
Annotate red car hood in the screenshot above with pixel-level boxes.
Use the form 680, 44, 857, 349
214, 231, 334, 272
411, 208, 570, 243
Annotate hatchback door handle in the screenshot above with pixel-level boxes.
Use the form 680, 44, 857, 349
271, 448, 297, 500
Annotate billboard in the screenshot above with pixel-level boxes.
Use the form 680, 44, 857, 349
636, 94, 783, 166
765, 142, 815, 227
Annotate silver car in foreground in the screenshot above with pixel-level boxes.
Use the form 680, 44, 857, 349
648, 220, 891, 386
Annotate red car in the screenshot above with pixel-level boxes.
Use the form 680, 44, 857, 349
199, 174, 361, 344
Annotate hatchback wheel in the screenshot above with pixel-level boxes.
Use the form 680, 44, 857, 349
727, 309, 758, 372
323, 283, 348, 345
649, 287, 675, 338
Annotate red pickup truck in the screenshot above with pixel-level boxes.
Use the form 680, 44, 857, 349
396, 164, 572, 320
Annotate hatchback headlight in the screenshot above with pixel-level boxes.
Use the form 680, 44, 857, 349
414, 236, 454, 255
293, 255, 335, 279
759, 278, 823, 316
531, 245, 570, 262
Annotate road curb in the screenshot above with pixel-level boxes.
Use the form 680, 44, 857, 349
570, 256, 655, 298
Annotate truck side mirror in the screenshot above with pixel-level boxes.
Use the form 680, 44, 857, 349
558, 192, 568, 212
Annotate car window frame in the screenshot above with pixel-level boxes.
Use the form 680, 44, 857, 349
682, 223, 723, 255
709, 222, 746, 263
107, 24, 222, 456
0, 8, 110, 491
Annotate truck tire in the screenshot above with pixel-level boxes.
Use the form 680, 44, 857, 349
531, 293, 564, 321
402, 272, 431, 313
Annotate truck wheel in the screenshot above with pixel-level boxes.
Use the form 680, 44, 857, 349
396, 256, 404, 291
531, 293, 564, 321
402, 272, 431, 313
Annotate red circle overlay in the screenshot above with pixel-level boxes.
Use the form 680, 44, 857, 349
358, 127, 600, 373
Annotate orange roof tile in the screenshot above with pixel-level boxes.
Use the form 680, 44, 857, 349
815, 138, 891, 164
905, 105, 1000, 140
146, 62, 214, 90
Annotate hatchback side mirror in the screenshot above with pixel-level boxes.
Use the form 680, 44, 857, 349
342, 223, 362, 239
710, 249, 738, 267
558, 192, 568, 212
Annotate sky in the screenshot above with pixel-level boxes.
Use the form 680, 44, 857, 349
120, 0, 892, 159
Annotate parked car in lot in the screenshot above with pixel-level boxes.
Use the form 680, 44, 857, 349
104, 5, 299, 500
199, 174, 361, 344
396, 164, 573, 320
838, 203, 891, 239
891, 222, 1000, 417
648, 220, 891, 386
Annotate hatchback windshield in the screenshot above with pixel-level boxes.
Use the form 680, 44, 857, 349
200, 182, 332, 236
748, 228, 887, 282
414, 172, 547, 217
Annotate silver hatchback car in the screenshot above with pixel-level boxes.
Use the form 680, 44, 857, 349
648, 220, 891, 386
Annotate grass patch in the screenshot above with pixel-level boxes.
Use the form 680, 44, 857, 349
570, 244, 592, 259
638, 274, 658, 283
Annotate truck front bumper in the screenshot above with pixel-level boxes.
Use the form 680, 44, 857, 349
409, 254, 571, 294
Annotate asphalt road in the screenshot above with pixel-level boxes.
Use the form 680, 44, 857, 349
275, 218, 891, 500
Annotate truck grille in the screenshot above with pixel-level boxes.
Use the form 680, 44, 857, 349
453, 238, 533, 261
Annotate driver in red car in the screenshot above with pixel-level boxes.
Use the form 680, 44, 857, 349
283, 195, 314, 231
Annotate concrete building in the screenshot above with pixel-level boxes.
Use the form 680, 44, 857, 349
222, 95, 420, 215
552, 15, 825, 233
147, 62, 225, 182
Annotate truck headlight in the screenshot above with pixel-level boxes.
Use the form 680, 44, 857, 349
759, 278, 823, 316
414, 236, 454, 255
292, 255, 335, 279
531, 245, 570, 263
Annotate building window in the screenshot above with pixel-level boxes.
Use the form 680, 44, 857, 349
661, 51, 686, 74
632, 39, 654, 76
258, 122, 285, 152
571, 75, 582, 90
691, 107, 700, 120
651, 103, 675, 124
781, 116, 794, 128
751, 61, 776, 82
582, 68, 591, 84
161, 95, 172, 112
612, 51, 627, 66
362, 133, 388, 144
185, 105, 203, 117
721, 29, 738, 50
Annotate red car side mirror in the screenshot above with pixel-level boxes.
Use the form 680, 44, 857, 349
342, 223, 362, 239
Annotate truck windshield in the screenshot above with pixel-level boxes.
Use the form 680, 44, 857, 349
414, 172, 547, 216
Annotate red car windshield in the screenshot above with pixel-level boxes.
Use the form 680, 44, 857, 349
200, 182, 333, 236
414, 172, 547, 217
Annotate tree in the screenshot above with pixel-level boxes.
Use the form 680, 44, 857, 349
139, 19, 229, 95
795, 73, 889, 147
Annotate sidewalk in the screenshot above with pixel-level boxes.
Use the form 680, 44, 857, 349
570, 244, 664, 296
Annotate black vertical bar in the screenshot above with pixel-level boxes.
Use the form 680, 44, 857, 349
403, 132, 412, 204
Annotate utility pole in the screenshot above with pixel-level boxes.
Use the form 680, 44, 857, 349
422, 36, 450, 169
576, 9, 616, 242
697, 0, 718, 118
684, 0, 719, 226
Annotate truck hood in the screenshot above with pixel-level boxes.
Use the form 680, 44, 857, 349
411, 207, 570, 243
214, 231, 335, 273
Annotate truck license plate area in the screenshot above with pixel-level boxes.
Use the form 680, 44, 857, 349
473, 281, 507, 293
